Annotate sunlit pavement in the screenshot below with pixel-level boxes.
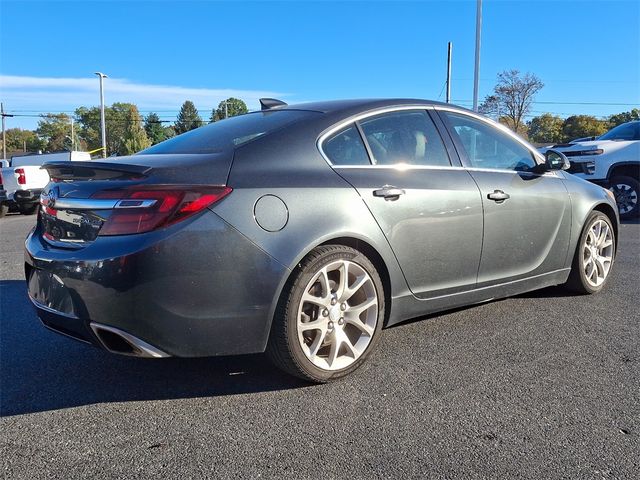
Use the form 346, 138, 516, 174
1, 213, 638, 478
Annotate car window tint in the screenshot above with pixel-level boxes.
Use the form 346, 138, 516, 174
442, 111, 536, 171
359, 111, 450, 166
140, 110, 317, 154
600, 122, 639, 141
323, 125, 371, 165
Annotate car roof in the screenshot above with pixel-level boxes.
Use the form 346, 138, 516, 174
276, 98, 460, 115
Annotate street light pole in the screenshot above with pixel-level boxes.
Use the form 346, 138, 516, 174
472, 0, 482, 112
94, 72, 108, 158
1, 102, 6, 161
446, 42, 452, 104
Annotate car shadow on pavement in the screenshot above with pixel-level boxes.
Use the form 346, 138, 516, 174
0, 280, 308, 417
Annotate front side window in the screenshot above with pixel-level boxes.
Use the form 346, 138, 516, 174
359, 111, 451, 166
442, 111, 537, 171
323, 124, 371, 166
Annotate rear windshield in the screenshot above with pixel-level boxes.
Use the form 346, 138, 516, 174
140, 110, 317, 154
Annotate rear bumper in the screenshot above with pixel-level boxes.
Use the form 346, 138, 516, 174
14, 188, 42, 205
25, 210, 290, 357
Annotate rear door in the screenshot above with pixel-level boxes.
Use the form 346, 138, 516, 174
321, 108, 484, 299
437, 109, 572, 287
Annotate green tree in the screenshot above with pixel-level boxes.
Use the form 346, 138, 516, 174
175, 100, 202, 134
122, 105, 151, 155
163, 125, 176, 141
527, 113, 565, 144
36, 113, 79, 152
608, 108, 640, 129
562, 115, 608, 141
144, 112, 167, 145
3, 128, 46, 152
76, 102, 143, 155
479, 70, 544, 135
75, 106, 102, 152
210, 97, 248, 122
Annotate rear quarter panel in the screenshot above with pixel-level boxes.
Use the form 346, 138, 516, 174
211, 121, 412, 328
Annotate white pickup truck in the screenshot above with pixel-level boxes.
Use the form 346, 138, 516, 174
0, 151, 91, 216
540, 121, 640, 219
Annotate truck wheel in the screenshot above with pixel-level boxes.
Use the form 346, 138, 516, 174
0, 203, 8, 218
18, 204, 38, 215
609, 176, 639, 219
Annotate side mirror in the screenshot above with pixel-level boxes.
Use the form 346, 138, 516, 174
0, 160, 8, 168
544, 149, 570, 171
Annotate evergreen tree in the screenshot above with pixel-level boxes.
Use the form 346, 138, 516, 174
144, 112, 167, 145
210, 97, 248, 122
175, 100, 203, 134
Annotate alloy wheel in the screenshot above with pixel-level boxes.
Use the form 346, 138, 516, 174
582, 219, 614, 287
609, 183, 638, 215
296, 260, 378, 371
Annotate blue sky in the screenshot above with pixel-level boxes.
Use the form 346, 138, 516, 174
1, 0, 639, 130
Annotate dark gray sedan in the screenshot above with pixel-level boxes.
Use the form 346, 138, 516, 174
26, 99, 619, 382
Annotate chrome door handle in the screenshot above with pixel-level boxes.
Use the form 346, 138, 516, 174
487, 190, 510, 203
373, 186, 406, 200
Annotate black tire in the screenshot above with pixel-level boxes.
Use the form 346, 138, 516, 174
565, 211, 616, 294
267, 245, 385, 383
0, 203, 9, 218
609, 175, 639, 219
18, 204, 38, 215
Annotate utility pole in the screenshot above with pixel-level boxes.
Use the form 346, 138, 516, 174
224, 100, 228, 119
1, 102, 14, 161
94, 72, 108, 158
472, 0, 482, 112
446, 42, 453, 104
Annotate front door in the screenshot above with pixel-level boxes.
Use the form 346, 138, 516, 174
438, 110, 572, 286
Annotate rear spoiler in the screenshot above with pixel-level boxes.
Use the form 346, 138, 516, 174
41, 161, 152, 181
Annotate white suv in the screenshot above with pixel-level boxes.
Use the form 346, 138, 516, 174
540, 121, 640, 219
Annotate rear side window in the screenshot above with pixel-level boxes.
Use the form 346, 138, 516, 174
323, 125, 371, 166
359, 110, 451, 166
140, 110, 317, 154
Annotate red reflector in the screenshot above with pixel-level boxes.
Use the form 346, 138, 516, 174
44, 206, 57, 216
92, 186, 232, 235
15, 168, 26, 185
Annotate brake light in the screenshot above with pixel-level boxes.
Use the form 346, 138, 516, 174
92, 186, 232, 235
15, 168, 26, 185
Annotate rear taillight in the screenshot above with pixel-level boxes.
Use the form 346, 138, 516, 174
91, 186, 232, 235
15, 168, 26, 185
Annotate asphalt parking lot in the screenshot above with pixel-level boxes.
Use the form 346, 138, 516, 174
1, 213, 638, 479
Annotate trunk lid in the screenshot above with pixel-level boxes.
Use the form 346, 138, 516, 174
38, 152, 233, 245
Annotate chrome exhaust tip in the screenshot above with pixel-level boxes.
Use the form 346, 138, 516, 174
90, 323, 170, 358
